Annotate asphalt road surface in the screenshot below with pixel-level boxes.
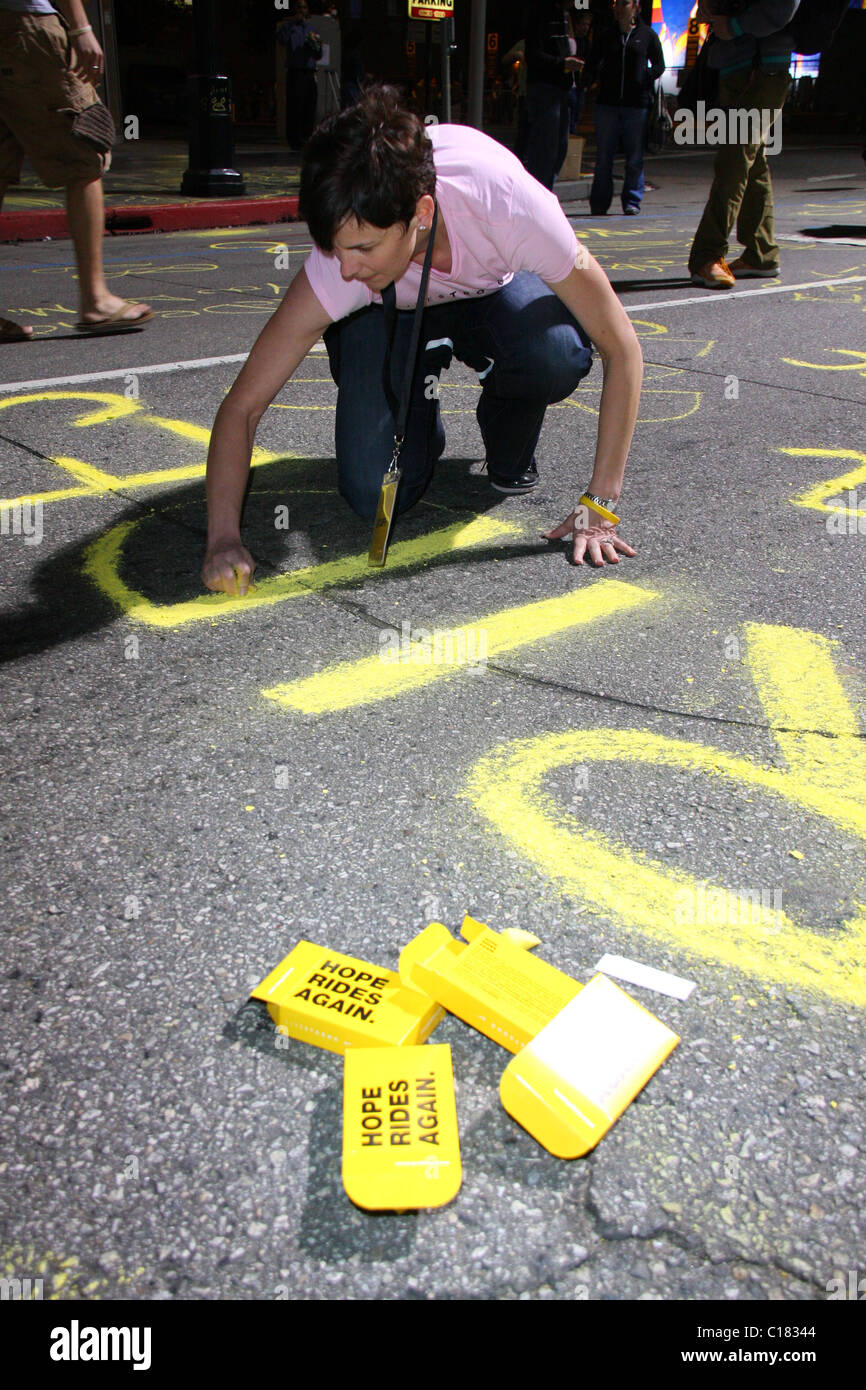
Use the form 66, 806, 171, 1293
2, 143, 865, 1314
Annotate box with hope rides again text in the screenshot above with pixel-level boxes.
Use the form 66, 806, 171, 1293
250, 940, 445, 1056
398, 914, 584, 1053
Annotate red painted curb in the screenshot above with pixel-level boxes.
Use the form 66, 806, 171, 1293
0, 195, 300, 243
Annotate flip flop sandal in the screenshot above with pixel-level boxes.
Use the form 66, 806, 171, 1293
75, 302, 152, 335
0, 317, 33, 342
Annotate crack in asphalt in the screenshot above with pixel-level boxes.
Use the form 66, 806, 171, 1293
641, 359, 866, 409
3, 441, 862, 744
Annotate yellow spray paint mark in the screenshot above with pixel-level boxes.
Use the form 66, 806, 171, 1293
263, 582, 658, 714
84, 513, 521, 628
2, 1244, 147, 1299
563, 387, 702, 424
785, 447, 866, 516
0, 390, 282, 509
465, 622, 866, 1009
782, 348, 866, 376
0, 390, 141, 428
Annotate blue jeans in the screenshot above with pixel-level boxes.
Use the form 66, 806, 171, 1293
324, 272, 593, 519
524, 82, 571, 190
590, 104, 648, 213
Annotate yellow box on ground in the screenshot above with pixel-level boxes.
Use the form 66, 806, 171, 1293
398, 915, 582, 1052
342, 1044, 461, 1210
500, 974, 679, 1158
251, 942, 444, 1055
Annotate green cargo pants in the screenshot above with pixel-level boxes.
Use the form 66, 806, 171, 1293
688, 67, 790, 273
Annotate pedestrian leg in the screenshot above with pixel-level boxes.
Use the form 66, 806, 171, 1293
553, 91, 571, 183
590, 105, 618, 214
734, 71, 790, 268
65, 176, 150, 327
524, 83, 563, 189
620, 107, 648, 212
688, 71, 759, 272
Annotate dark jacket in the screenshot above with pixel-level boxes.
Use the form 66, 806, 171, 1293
707, 0, 800, 74
586, 15, 665, 109
525, 2, 575, 92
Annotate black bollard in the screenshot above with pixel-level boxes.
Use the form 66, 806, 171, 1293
180, 0, 245, 197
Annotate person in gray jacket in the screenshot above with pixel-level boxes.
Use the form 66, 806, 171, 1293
688, 0, 800, 288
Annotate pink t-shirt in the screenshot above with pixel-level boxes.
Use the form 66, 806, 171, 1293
304, 123, 586, 320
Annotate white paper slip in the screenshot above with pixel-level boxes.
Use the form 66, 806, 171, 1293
594, 953, 696, 1002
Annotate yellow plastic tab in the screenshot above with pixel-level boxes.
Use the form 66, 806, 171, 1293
500, 974, 680, 1157
500, 927, 543, 950
251, 941, 444, 1056
342, 1044, 462, 1210
399, 915, 582, 1052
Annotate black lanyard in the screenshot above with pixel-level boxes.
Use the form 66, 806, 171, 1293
380, 201, 439, 455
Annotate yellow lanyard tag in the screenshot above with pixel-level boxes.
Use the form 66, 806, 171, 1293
251, 941, 444, 1056
367, 465, 402, 567
500, 974, 679, 1157
342, 1044, 462, 1210
399, 915, 583, 1052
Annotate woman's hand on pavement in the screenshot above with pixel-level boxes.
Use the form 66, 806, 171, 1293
543, 508, 636, 567
202, 541, 257, 596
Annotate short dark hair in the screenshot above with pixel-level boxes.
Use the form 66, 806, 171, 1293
299, 86, 436, 251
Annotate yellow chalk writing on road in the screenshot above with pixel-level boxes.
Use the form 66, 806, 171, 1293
262, 582, 658, 715
0, 391, 281, 510
85, 514, 521, 628
782, 348, 866, 376
785, 447, 866, 517
465, 623, 866, 1009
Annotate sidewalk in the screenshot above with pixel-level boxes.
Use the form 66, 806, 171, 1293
0, 127, 596, 243
0, 138, 305, 242
1, 129, 862, 244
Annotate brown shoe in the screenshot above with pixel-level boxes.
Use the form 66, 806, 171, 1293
690, 259, 736, 289
728, 256, 780, 279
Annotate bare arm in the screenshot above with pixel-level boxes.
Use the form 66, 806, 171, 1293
543, 251, 643, 565
53, 0, 105, 77
202, 267, 332, 594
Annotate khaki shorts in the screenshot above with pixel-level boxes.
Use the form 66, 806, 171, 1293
0, 12, 110, 188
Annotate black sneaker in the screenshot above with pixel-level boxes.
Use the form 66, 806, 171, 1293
487, 460, 539, 495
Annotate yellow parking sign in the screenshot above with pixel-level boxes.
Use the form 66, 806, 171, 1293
408, 0, 454, 19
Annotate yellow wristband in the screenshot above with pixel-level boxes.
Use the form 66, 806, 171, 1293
579, 494, 620, 525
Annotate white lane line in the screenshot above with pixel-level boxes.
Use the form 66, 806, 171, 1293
3, 275, 864, 393
0, 352, 249, 394
624, 274, 866, 314
0, 340, 328, 394
806, 172, 858, 182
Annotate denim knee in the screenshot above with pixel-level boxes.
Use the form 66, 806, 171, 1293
545, 326, 593, 401
338, 474, 382, 521
493, 326, 592, 403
